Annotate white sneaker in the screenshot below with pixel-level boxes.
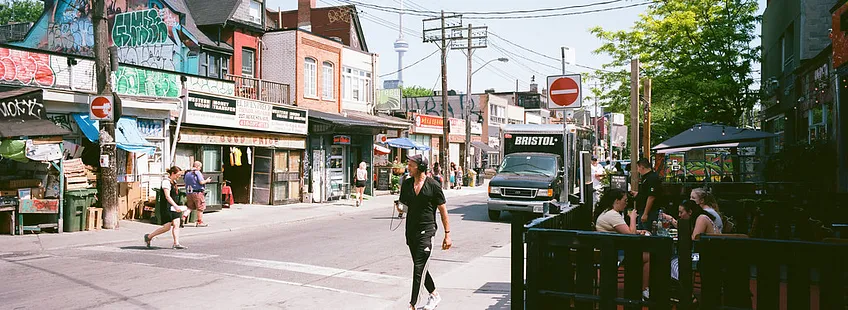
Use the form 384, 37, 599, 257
423, 293, 441, 310
642, 288, 650, 300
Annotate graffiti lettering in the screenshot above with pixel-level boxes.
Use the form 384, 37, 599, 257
137, 119, 164, 137
112, 9, 169, 47
0, 48, 56, 87
187, 76, 236, 96
47, 114, 73, 132
402, 94, 483, 122
117, 44, 180, 70
112, 67, 179, 98
0, 98, 44, 120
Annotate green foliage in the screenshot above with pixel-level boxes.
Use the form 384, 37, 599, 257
0, 0, 43, 25
401, 85, 434, 98
589, 0, 760, 146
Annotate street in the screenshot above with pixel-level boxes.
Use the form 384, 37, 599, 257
0, 192, 513, 310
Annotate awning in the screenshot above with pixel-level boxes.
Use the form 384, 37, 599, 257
343, 110, 411, 129
471, 141, 499, 153
73, 114, 156, 155
0, 119, 72, 138
309, 110, 383, 128
386, 137, 430, 151
653, 123, 775, 152
374, 144, 391, 155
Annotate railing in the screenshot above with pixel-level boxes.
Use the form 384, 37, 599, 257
226, 74, 290, 105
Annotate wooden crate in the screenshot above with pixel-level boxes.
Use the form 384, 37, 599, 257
86, 207, 102, 231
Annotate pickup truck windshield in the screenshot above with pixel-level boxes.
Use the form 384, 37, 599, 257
498, 155, 557, 176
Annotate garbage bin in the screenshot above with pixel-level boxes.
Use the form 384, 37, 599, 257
475, 168, 484, 187
64, 189, 94, 232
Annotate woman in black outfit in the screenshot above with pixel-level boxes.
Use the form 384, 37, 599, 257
144, 166, 188, 249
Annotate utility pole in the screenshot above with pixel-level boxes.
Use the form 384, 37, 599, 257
630, 58, 640, 190
592, 81, 600, 158
423, 12, 461, 188
642, 78, 652, 162
93, 0, 118, 229
451, 24, 487, 179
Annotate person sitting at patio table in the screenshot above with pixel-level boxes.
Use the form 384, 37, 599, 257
662, 199, 718, 241
594, 188, 652, 300
690, 188, 724, 233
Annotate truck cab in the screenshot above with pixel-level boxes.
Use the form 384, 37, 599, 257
487, 124, 593, 221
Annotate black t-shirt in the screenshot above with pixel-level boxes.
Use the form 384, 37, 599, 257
635, 171, 661, 213
399, 176, 446, 237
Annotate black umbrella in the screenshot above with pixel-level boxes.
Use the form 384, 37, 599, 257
652, 123, 775, 153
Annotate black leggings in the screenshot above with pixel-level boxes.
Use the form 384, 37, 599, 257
408, 232, 436, 306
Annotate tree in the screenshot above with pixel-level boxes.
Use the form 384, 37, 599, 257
589, 0, 760, 146
0, 0, 44, 25
401, 85, 434, 98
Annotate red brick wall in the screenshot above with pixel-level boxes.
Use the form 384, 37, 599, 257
274, 7, 355, 49
232, 31, 260, 77
296, 31, 342, 113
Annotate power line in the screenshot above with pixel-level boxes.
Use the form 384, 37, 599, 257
339, 0, 651, 19
379, 48, 439, 77
342, 0, 630, 15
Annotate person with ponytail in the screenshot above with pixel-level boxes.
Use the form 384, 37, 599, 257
144, 166, 188, 249
594, 188, 652, 300
663, 199, 718, 241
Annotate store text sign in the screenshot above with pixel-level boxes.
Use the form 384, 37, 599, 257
179, 129, 306, 149
413, 113, 467, 136
186, 93, 308, 135
333, 135, 351, 145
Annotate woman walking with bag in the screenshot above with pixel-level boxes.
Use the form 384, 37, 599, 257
355, 162, 368, 207
144, 166, 188, 249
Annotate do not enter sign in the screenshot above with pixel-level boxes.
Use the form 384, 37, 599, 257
90, 95, 113, 120
547, 74, 582, 109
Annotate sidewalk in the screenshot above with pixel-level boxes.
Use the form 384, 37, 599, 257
0, 180, 489, 254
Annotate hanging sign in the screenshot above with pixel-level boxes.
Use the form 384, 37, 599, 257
333, 135, 351, 145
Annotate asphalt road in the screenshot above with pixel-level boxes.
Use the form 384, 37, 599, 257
0, 193, 514, 310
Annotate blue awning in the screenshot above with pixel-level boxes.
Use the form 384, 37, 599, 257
73, 114, 156, 155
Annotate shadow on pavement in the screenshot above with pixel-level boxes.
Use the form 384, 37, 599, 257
449, 204, 524, 223
120, 246, 163, 250
474, 282, 511, 310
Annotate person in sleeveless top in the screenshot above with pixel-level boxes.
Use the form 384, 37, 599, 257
144, 166, 188, 249
355, 162, 368, 207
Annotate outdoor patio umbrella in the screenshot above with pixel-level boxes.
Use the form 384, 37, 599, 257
385, 137, 431, 151
653, 123, 775, 153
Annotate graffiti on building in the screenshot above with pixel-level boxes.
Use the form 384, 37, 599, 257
0, 97, 44, 120
19, 0, 193, 72
137, 119, 164, 137
402, 94, 483, 123
0, 48, 55, 87
0, 47, 96, 91
112, 67, 179, 98
187, 76, 236, 96
46, 114, 74, 132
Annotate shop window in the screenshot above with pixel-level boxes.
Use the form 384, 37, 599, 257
202, 147, 222, 172
766, 115, 785, 153
809, 105, 828, 143
174, 145, 195, 171
304, 58, 317, 97
322, 62, 334, 100
274, 152, 288, 173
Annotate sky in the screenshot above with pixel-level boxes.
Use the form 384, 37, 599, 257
267, 0, 767, 95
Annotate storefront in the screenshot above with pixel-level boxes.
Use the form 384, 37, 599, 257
0, 87, 71, 234
177, 92, 308, 206
307, 110, 408, 202
411, 113, 482, 170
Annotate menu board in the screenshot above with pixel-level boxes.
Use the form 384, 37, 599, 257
376, 167, 391, 190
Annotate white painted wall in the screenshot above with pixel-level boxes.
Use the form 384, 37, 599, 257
341, 47, 378, 113
507, 105, 525, 124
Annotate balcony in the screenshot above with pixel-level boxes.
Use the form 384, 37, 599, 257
226, 74, 291, 105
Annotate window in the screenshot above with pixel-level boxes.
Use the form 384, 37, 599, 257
489, 105, 506, 124
809, 104, 830, 143
242, 48, 255, 78
248, 0, 262, 24
342, 67, 373, 103
304, 58, 317, 97
767, 115, 785, 153
322, 61, 334, 99
199, 52, 229, 79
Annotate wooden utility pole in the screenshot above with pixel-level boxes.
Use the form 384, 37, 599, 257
643, 78, 652, 160
423, 12, 461, 188
630, 58, 640, 190
451, 24, 488, 179
93, 0, 118, 229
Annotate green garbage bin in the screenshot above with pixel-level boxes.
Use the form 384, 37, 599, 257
64, 190, 91, 232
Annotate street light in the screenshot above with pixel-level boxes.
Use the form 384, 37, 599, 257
464, 57, 508, 179
472, 57, 509, 76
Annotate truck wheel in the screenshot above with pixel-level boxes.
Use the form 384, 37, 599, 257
488, 210, 501, 221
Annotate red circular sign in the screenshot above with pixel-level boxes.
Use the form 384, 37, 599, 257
90, 96, 112, 119
549, 77, 580, 107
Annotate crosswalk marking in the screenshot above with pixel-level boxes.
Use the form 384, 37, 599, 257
80, 246, 403, 286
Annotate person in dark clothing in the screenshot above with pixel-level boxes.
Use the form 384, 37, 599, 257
630, 158, 662, 230
398, 154, 452, 310
144, 166, 187, 249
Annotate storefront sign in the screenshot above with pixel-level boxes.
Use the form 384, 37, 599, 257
413, 113, 470, 137
186, 93, 308, 135
180, 129, 306, 149
333, 135, 351, 145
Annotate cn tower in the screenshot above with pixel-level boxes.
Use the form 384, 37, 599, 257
393, 0, 408, 86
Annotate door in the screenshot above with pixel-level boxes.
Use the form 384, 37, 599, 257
252, 148, 273, 205
200, 146, 223, 209
312, 149, 325, 202
271, 150, 302, 204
